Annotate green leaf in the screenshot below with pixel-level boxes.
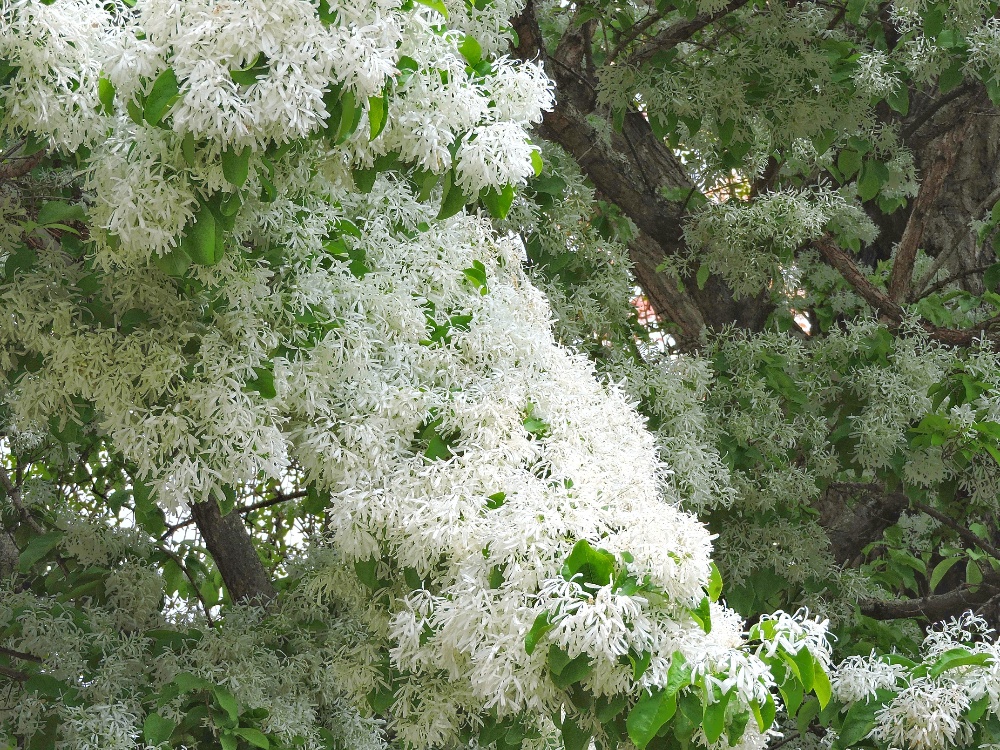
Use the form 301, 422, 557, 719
561, 715, 592, 750
230, 53, 270, 86
689, 596, 712, 633
524, 612, 553, 655
967, 559, 984, 589
703, 690, 731, 744
939, 60, 964, 94
857, 160, 889, 202
98, 75, 116, 115
530, 150, 543, 177
438, 170, 470, 220
549, 649, 593, 688
750, 692, 776, 732
233, 727, 270, 749
561, 539, 615, 586
37, 201, 86, 226
481, 184, 516, 220
182, 204, 222, 266
25, 673, 69, 698
334, 89, 361, 144
154, 246, 192, 277
459, 35, 483, 66
143, 713, 175, 746
929, 647, 993, 677
707, 562, 723, 601
812, 662, 833, 709
221, 147, 250, 187
18, 530, 63, 572
246, 367, 277, 399
696, 263, 710, 291
213, 686, 239, 721
414, 0, 448, 15
887, 84, 909, 115
368, 96, 387, 140
664, 652, 692, 696
144, 67, 180, 126
837, 148, 863, 180
221, 733, 238, 750
835, 696, 880, 749
182, 132, 196, 167
627, 689, 677, 749
929, 556, 963, 592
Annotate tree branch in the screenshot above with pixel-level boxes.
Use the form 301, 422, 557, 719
912, 500, 1000, 561
625, 0, 753, 68
190, 498, 277, 606
887, 122, 967, 303
860, 575, 1000, 621
814, 235, 1000, 347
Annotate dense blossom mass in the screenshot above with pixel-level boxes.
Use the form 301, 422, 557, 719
7, 1, 1000, 750
0, 0, 834, 748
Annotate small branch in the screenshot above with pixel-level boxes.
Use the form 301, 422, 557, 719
912, 500, 1000, 561
626, 0, 752, 67
154, 543, 216, 627
606, 10, 665, 65
0, 647, 42, 664
0, 464, 44, 536
887, 123, 967, 303
917, 263, 996, 299
0, 665, 28, 683
814, 236, 1000, 347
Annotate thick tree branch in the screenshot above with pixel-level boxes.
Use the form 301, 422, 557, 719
190, 498, 277, 606
814, 236, 1000, 347
887, 123, 967, 303
513, 0, 772, 338
859, 577, 1000, 621
161, 489, 308, 540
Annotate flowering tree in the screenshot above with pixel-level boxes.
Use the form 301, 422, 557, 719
3, 0, 1000, 749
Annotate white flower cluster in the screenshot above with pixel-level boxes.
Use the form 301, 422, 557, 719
831, 613, 1000, 750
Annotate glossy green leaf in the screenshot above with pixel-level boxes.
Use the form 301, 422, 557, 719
438, 170, 471, 220
221, 147, 250, 187
233, 727, 270, 749
144, 67, 180, 126
626, 689, 677, 749
98, 75, 116, 114
368, 96, 387, 139
182, 205, 221, 265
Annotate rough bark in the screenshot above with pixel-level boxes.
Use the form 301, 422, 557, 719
191, 498, 276, 606
815, 484, 910, 566
512, 0, 772, 340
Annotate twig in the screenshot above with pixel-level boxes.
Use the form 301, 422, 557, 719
0, 647, 42, 664
912, 500, 1000, 561
626, 0, 753, 68
154, 544, 216, 627
0, 665, 28, 683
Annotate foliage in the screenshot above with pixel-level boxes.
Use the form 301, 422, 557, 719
7, 1, 1000, 750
